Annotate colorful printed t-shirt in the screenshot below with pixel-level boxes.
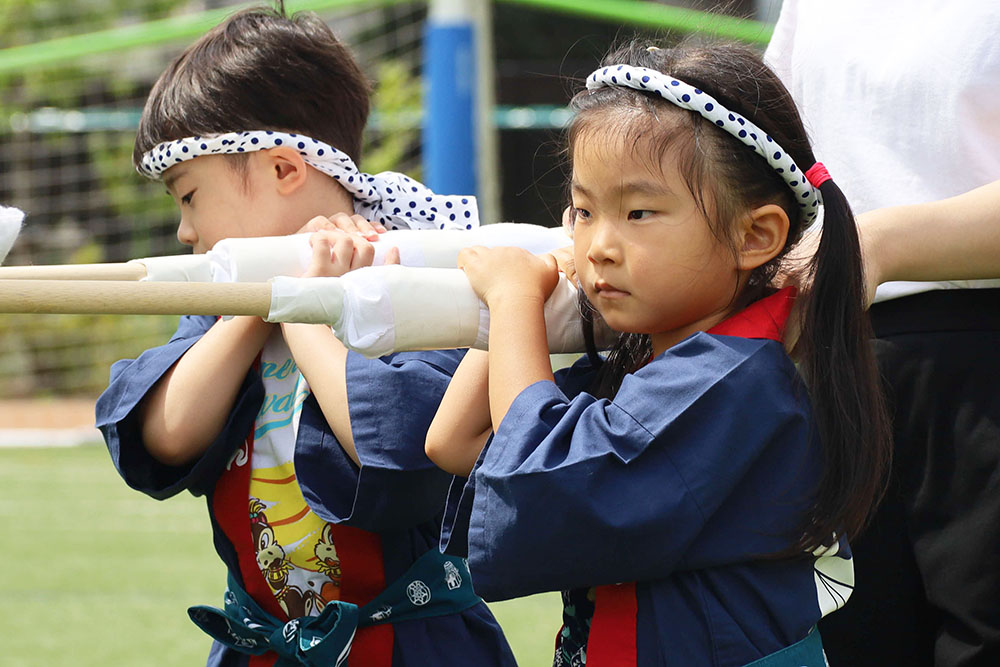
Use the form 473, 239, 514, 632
241, 331, 342, 618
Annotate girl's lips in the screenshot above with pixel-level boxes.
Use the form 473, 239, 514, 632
594, 280, 629, 298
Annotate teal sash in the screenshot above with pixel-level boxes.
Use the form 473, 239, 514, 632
742, 627, 825, 667
188, 549, 481, 666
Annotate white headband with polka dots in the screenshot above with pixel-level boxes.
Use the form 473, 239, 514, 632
587, 64, 824, 222
139, 131, 479, 231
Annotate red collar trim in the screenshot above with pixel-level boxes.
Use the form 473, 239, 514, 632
707, 286, 797, 342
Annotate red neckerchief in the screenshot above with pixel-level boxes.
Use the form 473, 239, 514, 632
587, 287, 797, 665
706, 286, 797, 342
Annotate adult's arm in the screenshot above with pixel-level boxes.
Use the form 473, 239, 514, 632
862, 179, 1000, 297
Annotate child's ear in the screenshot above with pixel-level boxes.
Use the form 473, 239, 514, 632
737, 204, 789, 271
262, 146, 310, 195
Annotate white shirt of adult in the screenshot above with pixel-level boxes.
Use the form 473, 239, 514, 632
765, 0, 1000, 301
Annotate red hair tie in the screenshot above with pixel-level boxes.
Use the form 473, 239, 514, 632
805, 162, 832, 188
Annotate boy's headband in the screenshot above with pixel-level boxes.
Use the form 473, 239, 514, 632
139, 131, 478, 232
586, 64, 825, 223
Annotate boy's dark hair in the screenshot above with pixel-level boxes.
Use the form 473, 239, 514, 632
571, 41, 891, 557
133, 2, 371, 169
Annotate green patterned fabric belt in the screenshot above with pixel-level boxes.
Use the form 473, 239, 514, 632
188, 549, 481, 666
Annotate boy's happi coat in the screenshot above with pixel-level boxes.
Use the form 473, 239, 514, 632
97, 315, 515, 667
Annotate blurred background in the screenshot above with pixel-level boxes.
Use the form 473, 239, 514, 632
0, 1, 778, 664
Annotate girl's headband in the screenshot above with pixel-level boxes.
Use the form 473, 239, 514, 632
586, 64, 826, 223
139, 131, 478, 232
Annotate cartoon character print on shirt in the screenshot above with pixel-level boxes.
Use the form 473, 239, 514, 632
250, 498, 294, 609
312, 523, 343, 608
250, 497, 321, 618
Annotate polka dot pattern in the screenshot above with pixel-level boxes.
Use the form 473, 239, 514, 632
140, 131, 479, 231
587, 65, 823, 222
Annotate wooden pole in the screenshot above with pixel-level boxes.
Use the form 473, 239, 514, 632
0, 262, 148, 281
0, 280, 271, 316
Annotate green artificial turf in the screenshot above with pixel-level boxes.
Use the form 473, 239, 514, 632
0, 444, 561, 666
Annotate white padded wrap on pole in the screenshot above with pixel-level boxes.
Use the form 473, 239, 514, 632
0, 205, 25, 265
265, 267, 480, 358
136, 254, 212, 282
210, 235, 312, 283
268, 276, 347, 325
373, 223, 572, 268
355, 266, 484, 357
264, 266, 587, 358
540, 277, 587, 354
381, 266, 485, 353
208, 223, 571, 282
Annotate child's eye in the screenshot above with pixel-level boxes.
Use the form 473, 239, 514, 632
573, 207, 592, 224
180, 190, 195, 205
627, 210, 653, 221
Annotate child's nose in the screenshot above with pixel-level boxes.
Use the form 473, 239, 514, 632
176, 217, 197, 247
586, 221, 620, 264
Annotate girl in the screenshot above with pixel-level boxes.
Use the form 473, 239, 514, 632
426, 42, 891, 665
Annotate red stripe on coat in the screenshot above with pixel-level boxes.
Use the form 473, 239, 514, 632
587, 583, 638, 666
330, 523, 394, 666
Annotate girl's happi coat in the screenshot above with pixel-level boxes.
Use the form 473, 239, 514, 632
443, 289, 853, 666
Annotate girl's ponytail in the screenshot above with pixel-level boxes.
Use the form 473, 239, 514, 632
795, 178, 892, 551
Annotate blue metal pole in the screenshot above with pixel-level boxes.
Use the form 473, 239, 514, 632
423, 0, 478, 197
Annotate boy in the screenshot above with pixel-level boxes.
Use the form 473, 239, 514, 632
96, 5, 514, 665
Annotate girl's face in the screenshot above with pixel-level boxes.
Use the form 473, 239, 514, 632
571, 133, 743, 356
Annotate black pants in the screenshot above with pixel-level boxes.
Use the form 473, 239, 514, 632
820, 289, 1000, 666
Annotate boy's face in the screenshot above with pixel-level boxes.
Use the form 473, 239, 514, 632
163, 153, 292, 253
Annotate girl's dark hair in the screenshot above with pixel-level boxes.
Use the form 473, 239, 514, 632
133, 2, 371, 169
572, 42, 891, 555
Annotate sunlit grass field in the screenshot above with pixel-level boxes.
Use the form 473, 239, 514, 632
0, 444, 561, 666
